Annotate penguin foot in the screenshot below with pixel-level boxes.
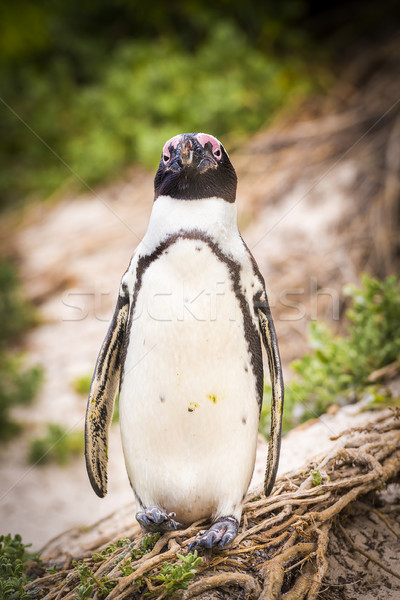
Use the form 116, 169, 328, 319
136, 506, 182, 533
188, 517, 238, 551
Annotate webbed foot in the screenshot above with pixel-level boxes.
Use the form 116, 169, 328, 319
188, 517, 238, 551
136, 506, 182, 533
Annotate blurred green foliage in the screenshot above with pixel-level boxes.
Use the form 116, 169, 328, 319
0, 1, 327, 208
0, 261, 42, 442
260, 275, 400, 437
71, 374, 92, 396
0, 354, 43, 441
0, 262, 38, 342
28, 423, 84, 465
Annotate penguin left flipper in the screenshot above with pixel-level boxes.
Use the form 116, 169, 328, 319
187, 517, 238, 551
85, 282, 130, 498
136, 506, 182, 533
255, 294, 284, 497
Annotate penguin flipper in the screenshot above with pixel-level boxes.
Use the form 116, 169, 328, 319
85, 283, 130, 498
256, 295, 284, 497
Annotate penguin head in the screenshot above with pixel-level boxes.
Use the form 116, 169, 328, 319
154, 133, 237, 203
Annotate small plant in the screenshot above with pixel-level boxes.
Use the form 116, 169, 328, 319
360, 386, 398, 411
141, 533, 160, 553
310, 469, 322, 486
71, 374, 92, 396
117, 533, 161, 574
28, 423, 84, 466
0, 533, 41, 599
157, 552, 202, 595
118, 556, 134, 576
92, 538, 131, 562
45, 565, 58, 574
260, 275, 400, 436
74, 560, 116, 599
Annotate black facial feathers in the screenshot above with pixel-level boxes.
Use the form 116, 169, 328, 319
154, 133, 237, 203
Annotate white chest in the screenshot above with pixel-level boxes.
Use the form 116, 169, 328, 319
119, 199, 264, 523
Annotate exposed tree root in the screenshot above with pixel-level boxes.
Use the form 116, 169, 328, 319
26, 411, 400, 599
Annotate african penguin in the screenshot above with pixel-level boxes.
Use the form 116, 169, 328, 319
85, 132, 284, 550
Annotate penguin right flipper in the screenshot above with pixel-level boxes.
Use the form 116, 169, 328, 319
256, 294, 284, 497
85, 282, 130, 498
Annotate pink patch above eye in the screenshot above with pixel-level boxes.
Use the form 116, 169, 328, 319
196, 133, 221, 156
162, 134, 182, 159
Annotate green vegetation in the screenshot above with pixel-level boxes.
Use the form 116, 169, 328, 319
27, 423, 84, 466
2, 1, 394, 209
71, 374, 92, 396
0, 354, 43, 441
261, 275, 400, 436
0, 261, 42, 442
310, 469, 322, 487
73, 540, 200, 598
0, 533, 41, 600
37, 374, 119, 468
141, 533, 161, 553
91, 538, 132, 562
0, 261, 38, 342
0, 2, 328, 210
118, 533, 161, 575
72, 534, 161, 598
157, 551, 202, 595
74, 560, 116, 599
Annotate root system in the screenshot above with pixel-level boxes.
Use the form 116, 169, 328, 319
26, 410, 400, 599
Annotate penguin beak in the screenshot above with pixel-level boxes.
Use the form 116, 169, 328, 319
180, 139, 194, 166
166, 137, 218, 173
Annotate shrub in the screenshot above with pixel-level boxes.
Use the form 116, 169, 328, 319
0, 261, 42, 442
260, 275, 400, 436
0, 533, 41, 599
28, 424, 84, 466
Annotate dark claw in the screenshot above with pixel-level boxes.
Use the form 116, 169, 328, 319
188, 518, 238, 551
136, 506, 182, 533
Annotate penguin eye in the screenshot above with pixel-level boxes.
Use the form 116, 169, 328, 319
163, 153, 170, 163
213, 148, 222, 159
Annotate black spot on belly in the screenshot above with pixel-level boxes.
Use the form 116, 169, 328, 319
160, 394, 165, 403
244, 364, 248, 372
195, 246, 202, 251
242, 416, 247, 425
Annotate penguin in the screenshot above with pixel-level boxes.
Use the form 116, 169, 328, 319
85, 132, 284, 550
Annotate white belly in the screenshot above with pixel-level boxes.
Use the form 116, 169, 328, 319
119, 238, 260, 524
